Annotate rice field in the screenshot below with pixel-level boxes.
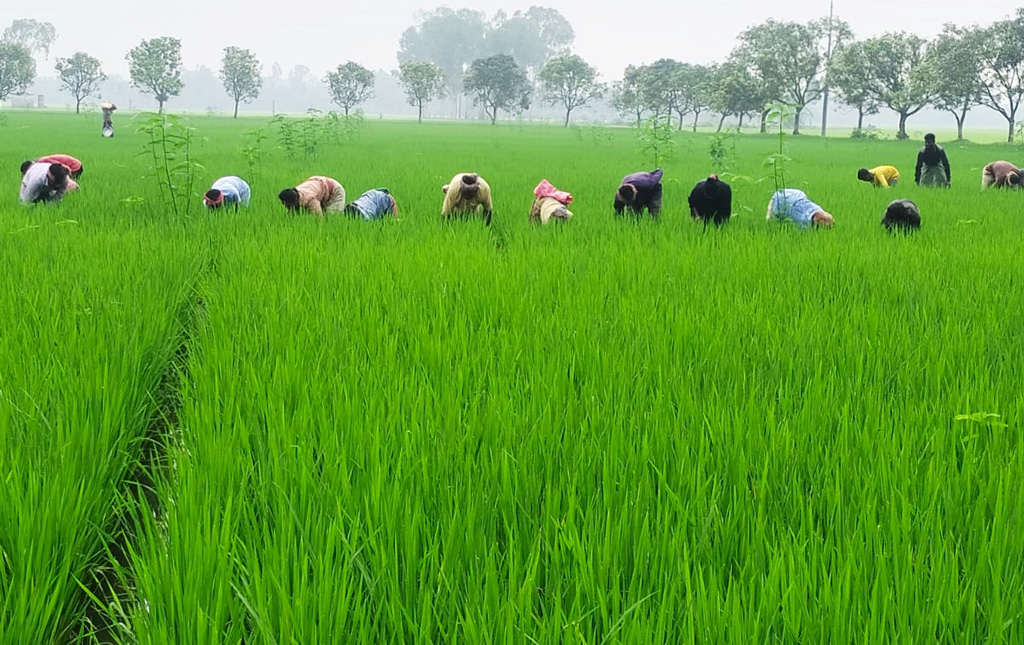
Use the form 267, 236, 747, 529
1, 111, 1023, 644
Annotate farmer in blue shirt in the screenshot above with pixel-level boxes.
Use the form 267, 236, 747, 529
203, 176, 251, 211
766, 189, 834, 228
345, 188, 398, 220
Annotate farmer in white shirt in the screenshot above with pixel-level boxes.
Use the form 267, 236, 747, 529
766, 189, 834, 228
203, 176, 251, 211
20, 162, 72, 204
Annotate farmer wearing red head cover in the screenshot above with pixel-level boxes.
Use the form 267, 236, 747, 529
203, 176, 251, 211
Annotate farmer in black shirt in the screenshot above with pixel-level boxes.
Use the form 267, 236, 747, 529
915, 133, 951, 187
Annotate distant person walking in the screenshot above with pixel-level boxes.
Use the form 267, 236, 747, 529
614, 169, 663, 219
981, 161, 1021, 189
278, 176, 345, 215
20, 161, 72, 204
766, 188, 834, 228
858, 165, 900, 188
529, 179, 573, 224
915, 133, 950, 187
101, 101, 116, 138
36, 154, 83, 180
345, 188, 398, 219
442, 173, 493, 225
204, 176, 251, 211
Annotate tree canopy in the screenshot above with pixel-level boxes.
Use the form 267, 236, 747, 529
325, 61, 375, 115
0, 41, 35, 101
538, 54, 603, 126
398, 60, 447, 122
54, 52, 106, 113
126, 37, 183, 112
463, 54, 530, 124
220, 46, 262, 118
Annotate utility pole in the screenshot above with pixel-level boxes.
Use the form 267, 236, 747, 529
820, 0, 835, 137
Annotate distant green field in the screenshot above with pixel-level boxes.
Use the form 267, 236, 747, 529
1, 111, 1023, 644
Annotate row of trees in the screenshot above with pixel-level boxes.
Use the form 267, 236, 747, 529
7, 9, 1024, 138
606, 9, 1024, 142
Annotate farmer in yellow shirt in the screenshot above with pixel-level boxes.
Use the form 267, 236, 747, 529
858, 165, 900, 188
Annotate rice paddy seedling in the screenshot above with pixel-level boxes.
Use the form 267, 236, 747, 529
1, 111, 1022, 643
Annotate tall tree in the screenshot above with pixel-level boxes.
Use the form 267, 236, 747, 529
811, 8, 853, 136
126, 37, 183, 112
463, 54, 530, 124
978, 10, 1024, 143
640, 58, 687, 124
398, 60, 447, 122
398, 7, 487, 117
0, 41, 35, 102
611, 64, 650, 127
680, 63, 717, 132
736, 20, 824, 134
711, 58, 764, 130
325, 61, 375, 115
485, 7, 574, 76
829, 40, 881, 130
3, 19, 57, 58
857, 33, 934, 140
54, 52, 106, 113
538, 54, 603, 126
220, 46, 261, 118
928, 25, 985, 140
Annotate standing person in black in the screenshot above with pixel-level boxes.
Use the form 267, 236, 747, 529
915, 133, 951, 187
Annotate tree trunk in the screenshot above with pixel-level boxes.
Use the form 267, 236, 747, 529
759, 109, 769, 134
490, 107, 497, 125
792, 105, 803, 135
955, 112, 964, 140
635, 109, 641, 128
739, 113, 745, 129
344, 106, 350, 116
158, 98, 165, 113
677, 110, 684, 130
692, 110, 700, 133
857, 108, 864, 130
564, 107, 571, 127
1008, 116, 1015, 143
418, 101, 423, 124
717, 113, 727, 132
820, 88, 829, 137
233, 99, 239, 118
75, 97, 81, 114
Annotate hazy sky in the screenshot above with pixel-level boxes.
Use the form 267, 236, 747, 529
9, 1, 1004, 81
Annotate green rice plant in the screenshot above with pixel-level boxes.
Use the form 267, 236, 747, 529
0, 111, 1023, 644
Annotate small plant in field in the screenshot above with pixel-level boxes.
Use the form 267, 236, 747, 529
135, 112, 203, 217
637, 114, 675, 167
587, 124, 614, 145
240, 127, 267, 182
850, 127, 881, 140
707, 129, 738, 174
763, 103, 796, 194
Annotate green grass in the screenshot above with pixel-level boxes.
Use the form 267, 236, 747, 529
1, 110, 1022, 644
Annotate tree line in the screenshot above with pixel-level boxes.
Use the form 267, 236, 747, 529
4, 9, 1024, 140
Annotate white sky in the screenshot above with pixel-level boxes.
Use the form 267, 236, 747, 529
6, 1, 1002, 80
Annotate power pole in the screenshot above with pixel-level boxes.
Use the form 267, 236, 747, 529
820, 0, 835, 137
